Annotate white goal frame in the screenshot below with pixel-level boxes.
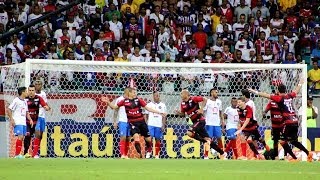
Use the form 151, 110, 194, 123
24, 59, 308, 161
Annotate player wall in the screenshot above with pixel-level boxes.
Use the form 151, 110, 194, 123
1, 93, 320, 158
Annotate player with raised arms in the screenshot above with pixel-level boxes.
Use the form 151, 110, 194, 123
223, 97, 239, 159
263, 94, 284, 159
113, 88, 130, 159
102, 87, 166, 158
203, 88, 224, 159
144, 91, 167, 159
175, 89, 226, 159
249, 78, 313, 162
8, 87, 33, 158
24, 84, 51, 158
235, 97, 263, 159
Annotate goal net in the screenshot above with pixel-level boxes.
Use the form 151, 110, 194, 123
1, 59, 308, 160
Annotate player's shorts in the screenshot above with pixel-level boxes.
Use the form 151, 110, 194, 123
242, 128, 261, 141
148, 126, 163, 139
35, 117, 46, 132
189, 121, 209, 138
14, 125, 26, 136
206, 125, 222, 138
280, 124, 298, 141
271, 127, 283, 141
26, 123, 35, 137
226, 128, 237, 140
129, 121, 150, 137
119, 121, 130, 137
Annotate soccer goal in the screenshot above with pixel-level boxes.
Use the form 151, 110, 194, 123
1, 59, 308, 160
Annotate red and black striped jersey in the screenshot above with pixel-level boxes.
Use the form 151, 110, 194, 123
238, 105, 258, 131
265, 100, 284, 128
180, 96, 205, 122
117, 97, 147, 123
26, 95, 47, 123
270, 92, 298, 125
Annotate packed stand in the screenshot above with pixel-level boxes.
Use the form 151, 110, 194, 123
0, 0, 319, 94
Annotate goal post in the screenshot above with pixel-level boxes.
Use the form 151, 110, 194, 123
1, 59, 308, 160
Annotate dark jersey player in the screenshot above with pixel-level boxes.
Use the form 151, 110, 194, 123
102, 87, 166, 158
25, 84, 51, 158
236, 97, 263, 159
249, 78, 313, 162
175, 89, 226, 159
263, 99, 284, 159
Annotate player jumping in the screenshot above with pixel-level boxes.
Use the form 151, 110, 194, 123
176, 89, 226, 159
114, 88, 131, 159
223, 97, 240, 159
145, 91, 167, 159
203, 88, 225, 159
102, 87, 166, 158
235, 97, 264, 160
249, 78, 313, 162
8, 87, 33, 158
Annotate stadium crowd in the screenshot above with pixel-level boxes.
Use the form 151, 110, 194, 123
0, 0, 319, 93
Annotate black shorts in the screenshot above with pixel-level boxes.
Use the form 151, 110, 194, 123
280, 124, 298, 141
129, 121, 150, 137
26, 123, 35, 137
189, 121, 209, 138
243, 128, 261, 141
271, 127, 283, 141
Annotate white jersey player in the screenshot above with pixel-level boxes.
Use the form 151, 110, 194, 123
8, 87, 33, 158
35, 80, 48, 134
223, 97, 240, 159
145, 91, 167, 159
204, 88, 224, 144
114, 88, 130, 159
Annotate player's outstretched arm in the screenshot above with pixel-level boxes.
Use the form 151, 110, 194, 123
175, 110, 185, 117
101, 96, 119, 110
235, 118, 250, 135
144, 106, 167, 118
248, 88, 271, 99
293, 77, 304, 94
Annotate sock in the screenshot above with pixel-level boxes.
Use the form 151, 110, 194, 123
210, 141, 224, 155
241, 142, 247, 157
23, 136, 31, 155
291, 141, 309, 156
193, 133, 207, 143
273, 140, 279, 157
32, 138, 41, 157
231, 140, 238, 159
224, 141, 232, 153
15, 139, 22, 156
134, 141, 142, 155
281, 142, 297, 159
120, 139, 126, 156
146, 141, 152, 153
260, 140, 267, 148
248, 142, 259, 155
155, 141, 161, 156
217, 139, 223, 150
125, 140, 130, 156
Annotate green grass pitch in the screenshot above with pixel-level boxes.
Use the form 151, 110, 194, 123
0, 159, 319, 180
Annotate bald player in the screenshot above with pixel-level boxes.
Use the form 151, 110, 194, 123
176, 89, 226, 159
